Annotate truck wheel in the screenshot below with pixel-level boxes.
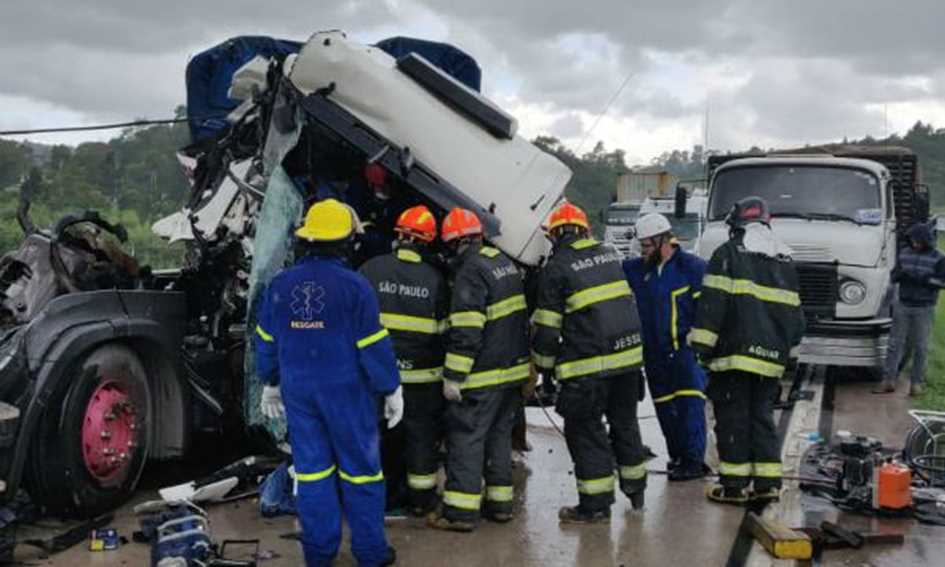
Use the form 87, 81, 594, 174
27, 344, 151, 517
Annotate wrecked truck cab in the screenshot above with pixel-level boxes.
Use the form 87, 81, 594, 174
2, 30, 570, 517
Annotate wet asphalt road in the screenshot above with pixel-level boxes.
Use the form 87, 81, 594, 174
12, 379, 945, 566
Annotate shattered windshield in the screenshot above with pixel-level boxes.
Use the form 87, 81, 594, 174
710, 165, 882, 224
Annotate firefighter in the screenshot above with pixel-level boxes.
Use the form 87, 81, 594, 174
532, 202, 647, 523
690, 196, 805, 505
428, 207, 530, 532
359, 205, 449, 516
624, 212, 708, 482
255, 199, 402, 567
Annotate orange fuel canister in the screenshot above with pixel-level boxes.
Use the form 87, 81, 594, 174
877, 463, 912, 510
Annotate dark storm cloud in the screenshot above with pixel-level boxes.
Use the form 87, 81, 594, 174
3, 0, 945, 148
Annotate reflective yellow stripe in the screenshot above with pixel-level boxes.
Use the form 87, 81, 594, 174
719, 462, 752, 477
486, 485, 514, 502
670, 285, 691, 350
296, 465, 336, 482
256, 325, 274, 343
692, 291, 702, 299
688, 327, 719, 348
438, 319, 450, 334
486, 294, 527, 320
444, 490, 482, 510
407, 473, 437, 490
570, 238, 598, 250
555, 347, 642, 381
356, 328, 389, 349
532, 351, 556, 369
702, 274, 801, 306
577, 475, 615, 495
449, 311, 487, 328
754, 462, 782, 478
619, 464, 647, 480
400, 367, 443, 384
479, 247, 500, 258
396, 249, 422, 263
380, 313, 439, 334
338, 469, 384, 484
565, 280, 632, 313
531, 308, 563, 329
653, 389, 707, 404
445, 353, 475, 373
461, 362, 530, 390
708, 355, 785, 378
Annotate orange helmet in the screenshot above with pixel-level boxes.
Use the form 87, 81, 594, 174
441, 207, 483, 242
395, 205, 437, 242
547, 201, 589, 232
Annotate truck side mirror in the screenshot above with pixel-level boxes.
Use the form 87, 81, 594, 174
674, 185, 688, 219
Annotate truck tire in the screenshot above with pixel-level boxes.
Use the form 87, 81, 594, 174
27, 344, 152, 517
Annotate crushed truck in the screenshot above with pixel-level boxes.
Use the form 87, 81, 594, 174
0, 31, 570, 517
698, 145, 928, 369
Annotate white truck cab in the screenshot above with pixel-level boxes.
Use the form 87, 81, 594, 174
697, 148, 925, 368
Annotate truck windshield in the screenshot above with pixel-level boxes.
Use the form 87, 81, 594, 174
606, 207, 639, 225
709, 165, 882, 224
671, 215, 701, 240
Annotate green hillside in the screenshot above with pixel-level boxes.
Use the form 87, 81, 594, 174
1, 118, 944, 268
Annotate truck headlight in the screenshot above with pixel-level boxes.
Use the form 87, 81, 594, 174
839, 280, 867, 305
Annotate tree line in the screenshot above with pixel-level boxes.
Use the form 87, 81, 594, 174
1, 117, 944, 267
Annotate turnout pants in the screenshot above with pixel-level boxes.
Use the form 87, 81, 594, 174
556, 372, 647, 512
707, 370, 782, 491
403, 383, 445, 511
443, 386, 522, 523
645, 348, 707, 469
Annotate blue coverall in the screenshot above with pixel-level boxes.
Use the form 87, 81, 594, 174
624, 248, 707, 471
256, 255, 400, 567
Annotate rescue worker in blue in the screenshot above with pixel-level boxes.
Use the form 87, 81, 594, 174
255, 199, 403, 567
624, 212, 709, 482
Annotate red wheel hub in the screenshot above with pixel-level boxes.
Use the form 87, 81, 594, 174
81, 380, 138, 482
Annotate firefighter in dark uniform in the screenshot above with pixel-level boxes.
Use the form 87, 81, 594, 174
428, 208, 530, 532
359, 205, 449, 516
690, 196, 805, 505
532, 202, 647, 523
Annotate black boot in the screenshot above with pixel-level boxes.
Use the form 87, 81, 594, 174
668, 462, 706, 482
558, 505, 611, 524
381, 546, 397, 566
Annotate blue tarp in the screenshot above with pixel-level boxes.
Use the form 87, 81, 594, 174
185, 34, 481, 143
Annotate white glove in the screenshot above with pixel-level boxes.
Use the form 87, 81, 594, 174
384, 386, 404, 429
260, 385, 285, 420
443, 379, 463, 402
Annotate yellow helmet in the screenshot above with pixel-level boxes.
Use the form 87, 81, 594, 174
295, 199, 354, 242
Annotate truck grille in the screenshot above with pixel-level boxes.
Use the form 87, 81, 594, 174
795, 264, 837, 320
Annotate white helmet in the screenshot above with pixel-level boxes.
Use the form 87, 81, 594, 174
635, 213, 672, 240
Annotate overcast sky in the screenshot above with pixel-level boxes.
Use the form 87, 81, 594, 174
2, 0, 944, 165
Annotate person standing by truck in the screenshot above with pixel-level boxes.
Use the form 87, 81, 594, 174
359, 205, 450, 516
874, 222, 945, 396
429, 207, 530, 532
531, 202, 647, 522
256, 199, 402, 566
690, 197, 805, 505
624, 212, 708, 482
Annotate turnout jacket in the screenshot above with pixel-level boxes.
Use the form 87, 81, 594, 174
531, 236, 643, 381
443, 244, 530, 390
359, 247, 449, 384
690, 232, 805, 379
